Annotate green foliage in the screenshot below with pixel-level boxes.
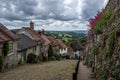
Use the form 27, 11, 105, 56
91, 44, 100, 55
48, 45, 62, 61
18, 58, 23, 65
112, 68, 120, 76
3, 41, 10, 57
103, 50, 111, 59
96, 69, 108, 80
108, 30, 116, 56
27, 53, 37, 63
116, 25, 120, 36
48, 54, 61, 61
0, 56, 3, 71
43, 56, 48, 61
48, 45, 54, 57
49, 56, 56, 61
79, 38, 87, 46
98, 70, 108, 80
93, 10, 112, 35
106, 59, 113, 68
65, 54, 71, 59
93, 24, 103, 35
53, 54, 61, 60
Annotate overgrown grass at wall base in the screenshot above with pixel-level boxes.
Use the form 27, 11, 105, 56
48, 54, 61, 61
97, 70, 108, 80
111, 67, 120, 79
48, 56, 56, 61
43, 56, 48, 61
18, 58, 23, 65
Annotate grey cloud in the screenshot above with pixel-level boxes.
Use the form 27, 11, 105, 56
0, 0, 108, 30
81, 0, 106, 19
0, 0, 80, 21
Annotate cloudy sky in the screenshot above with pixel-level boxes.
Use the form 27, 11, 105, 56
0, 0, 109, 31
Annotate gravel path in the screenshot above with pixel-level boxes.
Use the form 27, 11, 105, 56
77, 61, 92, 80
0, 60, 77, 80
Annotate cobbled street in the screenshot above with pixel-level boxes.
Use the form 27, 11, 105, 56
0, 60, 77, 80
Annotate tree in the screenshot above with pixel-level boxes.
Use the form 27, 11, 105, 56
48, 45, 54, 57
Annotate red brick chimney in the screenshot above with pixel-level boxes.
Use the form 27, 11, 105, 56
30, 21, 34, 30
38, 30, 42, 35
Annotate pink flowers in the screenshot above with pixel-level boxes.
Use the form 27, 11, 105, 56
88, 9, 105, 36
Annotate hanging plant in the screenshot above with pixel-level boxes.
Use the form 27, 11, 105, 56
3, 41, 10, 57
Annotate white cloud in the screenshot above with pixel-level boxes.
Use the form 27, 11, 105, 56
0, 0, 109, 31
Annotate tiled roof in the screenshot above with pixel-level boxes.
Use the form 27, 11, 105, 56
70, 41, 83, 51
47, 36, 58, 46
57, 39, 67, 48
22, 27, 40, 41
0, 32, 10, 42
68, 45, 73, 52
38, 30, 50, 45
17, 34, 37, 51
0, 23, 17, 42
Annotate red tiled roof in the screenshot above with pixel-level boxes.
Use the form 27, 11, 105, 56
0, 23, 17, 42
22, 27, 40, 41
68, 45, 73, 52
0, 32, 10, 42
47, 36, 58, 46
38, 30, 50, 45
57, 39, 67, 48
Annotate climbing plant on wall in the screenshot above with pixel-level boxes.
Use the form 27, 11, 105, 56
91, 44, 100, 55
3, 41, 10, 57
93, 10, 112, 35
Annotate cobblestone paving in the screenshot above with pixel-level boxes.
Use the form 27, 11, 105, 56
0, 60, 77, 80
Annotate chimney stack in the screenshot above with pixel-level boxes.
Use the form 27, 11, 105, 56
42, 29, 45, 35
38, 30, 42, 35
30, 21, 34, 30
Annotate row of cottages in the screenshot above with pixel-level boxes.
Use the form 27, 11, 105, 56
16, 21, 69, 62
0, 21, 71, 71
47, 36, 60, 54
0, 23, 18, 71
38, 29, 50, 57
47, 35, 68, 55
17, 21, 45, 62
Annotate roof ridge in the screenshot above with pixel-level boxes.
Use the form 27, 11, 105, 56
0, 23, 17, 40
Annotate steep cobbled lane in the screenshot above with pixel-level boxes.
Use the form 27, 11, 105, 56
0, 60, 77, 80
